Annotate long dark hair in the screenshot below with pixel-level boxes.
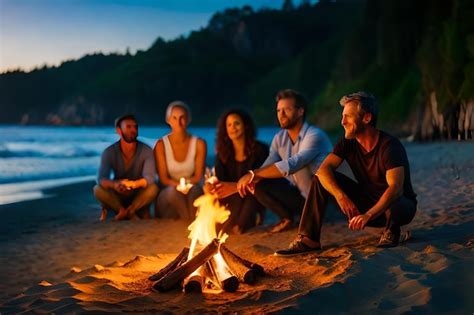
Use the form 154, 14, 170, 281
216, 109, 257, 164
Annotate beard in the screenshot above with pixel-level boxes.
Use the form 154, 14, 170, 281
122, 132, 138, 143
279, 116, 299, 129
344, 122, 364, 139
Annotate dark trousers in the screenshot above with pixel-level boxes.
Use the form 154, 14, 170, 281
220, 194, 265, 232
298, 172, 417, 242
254, 178, 306, 221
93, 183, 159, 219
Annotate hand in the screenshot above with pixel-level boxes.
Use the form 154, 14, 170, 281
203, 181, 215, 194
121, 179, 136, 190
335, 193, 360, 219
214, 181, 237, 199
237, 173, 253, 197
348, 213, 371, 230
113, 181, 128, 193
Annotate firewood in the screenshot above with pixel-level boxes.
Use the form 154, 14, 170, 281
209, 256, 239, 292
183, 274, 203, 293
148, 247, 189, 281
153, 239, 219, 292
220, 246, 256, 284
201, 261, 220, 290
220, 244, 265, 276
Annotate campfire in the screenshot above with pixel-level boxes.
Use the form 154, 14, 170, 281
148, 193, 265, 293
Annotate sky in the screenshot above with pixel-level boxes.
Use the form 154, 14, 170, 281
0, 0, 294, 73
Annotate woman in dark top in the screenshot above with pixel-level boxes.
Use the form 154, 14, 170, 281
210, 109, 269, 234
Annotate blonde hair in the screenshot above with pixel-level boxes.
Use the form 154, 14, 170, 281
165, 100, 192, 124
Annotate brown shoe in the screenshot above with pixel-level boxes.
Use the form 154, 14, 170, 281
377, 229, 400, 248
274, 235, 321, 256
270, 218, 293, 233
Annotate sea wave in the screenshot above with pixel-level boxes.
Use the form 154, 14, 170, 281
0, 142, 105, 158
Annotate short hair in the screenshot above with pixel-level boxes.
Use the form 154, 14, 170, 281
165, 100, 192, 123
275, 89, 307, 119
339, 91, 378, 127
114, 114, 137, 128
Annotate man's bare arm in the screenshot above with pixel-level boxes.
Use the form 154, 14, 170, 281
316, 154, 359, 219
349, 166, 404, 230
236, 164, 283, 197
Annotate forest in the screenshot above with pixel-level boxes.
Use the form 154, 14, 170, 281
1, 0, 472, 140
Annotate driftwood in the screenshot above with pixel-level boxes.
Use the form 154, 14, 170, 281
209, 256, 239, 292
153, 239, 219, 292
221, 244, 265, 276
149, 247, 189, 281
183, 274, 203, 293
220, 246, 256, 284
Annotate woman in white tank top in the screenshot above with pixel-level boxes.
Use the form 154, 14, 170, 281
154, 101, 207, 220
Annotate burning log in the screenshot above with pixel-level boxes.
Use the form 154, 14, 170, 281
221, 244, 265, 276
183, 273, 204, 293
148, 247, 189, 281
201, 261, 221, 289
209, 253, 239, 292
220, 247, 256, 284
153, 239, 219, 292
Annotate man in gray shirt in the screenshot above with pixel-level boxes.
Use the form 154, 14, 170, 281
237, 89, 332, 232
94, 114, 158, 220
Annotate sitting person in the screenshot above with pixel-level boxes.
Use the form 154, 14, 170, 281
207, 109, 269, 234
93, 114, 158, 220
154, 101, 207, 220
237, 89, 332, 232
276, 92, 417, 256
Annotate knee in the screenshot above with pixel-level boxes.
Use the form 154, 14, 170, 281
145, 183, 159, 198
189, 185, 203, 198
156, 185, 178, 202
254, 179, 271, 196
93, 185, 106, 198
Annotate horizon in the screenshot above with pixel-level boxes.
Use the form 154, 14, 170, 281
0, 0, 310, 73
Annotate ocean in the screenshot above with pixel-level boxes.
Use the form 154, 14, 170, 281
0, 125, 279, 205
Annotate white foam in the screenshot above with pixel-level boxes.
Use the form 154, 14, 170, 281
0, 175, 95, 206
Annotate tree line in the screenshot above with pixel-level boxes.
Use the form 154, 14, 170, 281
0, 0, 472, 140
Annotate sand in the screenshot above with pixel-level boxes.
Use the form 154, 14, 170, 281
0, 141, 473, 313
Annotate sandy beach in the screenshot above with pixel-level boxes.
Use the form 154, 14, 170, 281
0, 141, 473, 313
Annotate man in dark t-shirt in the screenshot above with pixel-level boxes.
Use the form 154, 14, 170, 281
276, 92, 417, 255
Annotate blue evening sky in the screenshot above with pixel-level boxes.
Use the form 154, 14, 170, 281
0, 0, 302, 73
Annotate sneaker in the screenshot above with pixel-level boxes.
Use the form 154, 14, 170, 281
377, 229, 400, 248
274, 235, 321, 256
270, 218, 293, 233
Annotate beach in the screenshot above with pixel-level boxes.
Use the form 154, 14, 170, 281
0, 141, 473, 313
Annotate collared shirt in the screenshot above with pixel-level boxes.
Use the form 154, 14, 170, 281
98, 140, 156, 186
261, 122, 332, 198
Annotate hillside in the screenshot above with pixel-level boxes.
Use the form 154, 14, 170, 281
0, 0, 472, 140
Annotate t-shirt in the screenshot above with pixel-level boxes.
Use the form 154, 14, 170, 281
332, 131, 416, 203
97, 141, 156, 185
215, 141, 269, 182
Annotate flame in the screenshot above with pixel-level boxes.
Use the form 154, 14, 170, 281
186, 193, 234, 291
187, 193, 230, 260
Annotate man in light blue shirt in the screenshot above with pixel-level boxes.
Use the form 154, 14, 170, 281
237, 89, 332, 232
